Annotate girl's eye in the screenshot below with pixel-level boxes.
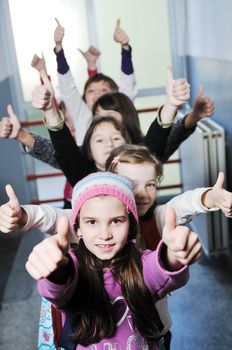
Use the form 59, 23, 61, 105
96, 139, 103, 143
113, 135, 123, 141
87, 219, 96, 225
112, 218, 123, 224
147, 183, 156, 188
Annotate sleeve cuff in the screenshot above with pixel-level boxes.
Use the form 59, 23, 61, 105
43, 109, 65, 131
156, 105, 177, 128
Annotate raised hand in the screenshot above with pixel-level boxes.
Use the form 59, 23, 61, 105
0, 117, 12, 138
54, 18, 65, 51
166, 66, 190, 107
25, 216, 70, 280
113, 19, 129, 49
32, 70, 54, 111
203, 172, 232, 218
0, 105, 21, 139
0, 185, 23, 233
78, 45, 101, 70
192, 85, 215, 119
7, 105, 21, 138
162, 207, 202, 269
31, 53, 47, 74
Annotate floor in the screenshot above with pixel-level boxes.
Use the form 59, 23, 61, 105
0, 228, 232, 350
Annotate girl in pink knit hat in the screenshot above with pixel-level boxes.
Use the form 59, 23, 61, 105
25, 172, 202, 350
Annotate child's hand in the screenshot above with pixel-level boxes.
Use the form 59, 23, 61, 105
166, 66, 190, 107
54, 18, 64, 51
31, 53, 47, 74
0, 185, 23, 233
25, 216, 70, 280
0, 106, 21, 139
32, 70, 54, 111
192, 85, 215, 119
6, 105, 21, 139
78, 46, 101, 70
203, 172, 232, 218
163, 207, 202, 269
0, 117, 12, 138
113, 19, 129, 49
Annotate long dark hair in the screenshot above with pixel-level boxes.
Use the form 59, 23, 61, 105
92, 92, 144, 144
82, 115, 132, 163
64, 214, 163, 346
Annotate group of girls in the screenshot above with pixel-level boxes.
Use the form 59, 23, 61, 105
0, 17, 231, 350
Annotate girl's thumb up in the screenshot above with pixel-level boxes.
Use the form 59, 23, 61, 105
214, 171, 224, 190
5, 184, 20, 210
57, 216, 70, 256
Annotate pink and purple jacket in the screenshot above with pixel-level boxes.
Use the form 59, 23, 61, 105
37, 241, 189, 349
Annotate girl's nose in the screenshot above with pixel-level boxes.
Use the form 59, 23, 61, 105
134, 187, 148, 199
99, 226, 113, 240
106, 139, 114, 148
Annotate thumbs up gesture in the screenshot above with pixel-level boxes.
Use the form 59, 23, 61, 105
202, 172, 232, 218
113, 19, 129, 49
166, 66, 190, 107
162, 207, 202, 269
0, 185, 23, 233
7, 104, 21, 139
0, 117, 12, 138
32, 70, 54, 111
25, 216, 71, 280
192, 84, 215, 119
0, 105, 21, 139
54, 18, 64, 51
31, 53, 47, 74
78, 46, 101, 70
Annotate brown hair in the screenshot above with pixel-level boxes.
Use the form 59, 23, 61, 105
64, 214, 163, 346
82, 116, 132, 163
83, 73, 119, 100
106, 144, 163, 184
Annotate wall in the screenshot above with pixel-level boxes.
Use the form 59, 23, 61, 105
0, 1, 33, 204
168, 0, 232, 235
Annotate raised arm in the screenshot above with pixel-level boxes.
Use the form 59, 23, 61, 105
144, 67, 190, 161
0, 105, 60, 169
32, 72, 89, 186
114, 19, 137, 100
53, 18, 92, 145
0, 184, 73, 237
162, 85, 215, 161
31, 53, 59, 109
78, 45, 100, 76
155, 171, 232, 234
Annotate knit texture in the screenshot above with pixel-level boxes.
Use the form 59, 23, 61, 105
71, 172, 138, 225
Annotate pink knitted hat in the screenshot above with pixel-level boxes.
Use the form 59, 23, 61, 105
71, 172, 138, 226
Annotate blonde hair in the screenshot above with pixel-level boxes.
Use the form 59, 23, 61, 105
106, 144, 163, 184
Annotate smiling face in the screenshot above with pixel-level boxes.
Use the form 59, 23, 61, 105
78, 196, 129, 260
116, 162, 157, 217
90, 121, 126, 170
85, 80, 113, 109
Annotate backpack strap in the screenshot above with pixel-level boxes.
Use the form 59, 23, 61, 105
58, 313, 77, 350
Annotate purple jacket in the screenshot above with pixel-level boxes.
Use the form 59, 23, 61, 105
37, 241, 189, 349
